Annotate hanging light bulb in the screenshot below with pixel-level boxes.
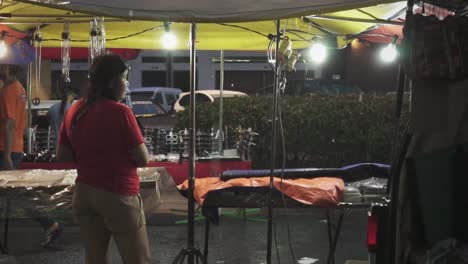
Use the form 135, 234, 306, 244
0, 41, 6, 58
380, 44, 398, 63
0, 31, 8, 58
308, 43, 327, 64
161, 22, 177, 49
380, 35, 399, 63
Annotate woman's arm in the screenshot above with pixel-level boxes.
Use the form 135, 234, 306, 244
56, 144, 75, 162
130, 142, 149, 167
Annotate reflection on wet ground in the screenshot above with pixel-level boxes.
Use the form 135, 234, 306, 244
5, 208, 369, 264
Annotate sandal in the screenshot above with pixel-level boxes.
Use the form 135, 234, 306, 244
41, 223, 63, 247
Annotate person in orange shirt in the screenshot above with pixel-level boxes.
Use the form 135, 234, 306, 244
0, 64, 26, 169
0, 64, 62, 247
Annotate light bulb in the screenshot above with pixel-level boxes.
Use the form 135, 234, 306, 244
380, 44, 398, 63
0, 41, 6, 58
309, 43, 327, 64
161, 32, 177, 50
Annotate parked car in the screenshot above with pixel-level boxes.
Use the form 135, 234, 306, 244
173, 90, 248, 112
125, 97, 177, 131
128, 87, 182, 112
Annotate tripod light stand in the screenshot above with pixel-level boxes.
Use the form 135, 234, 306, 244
172, 23, 207, 264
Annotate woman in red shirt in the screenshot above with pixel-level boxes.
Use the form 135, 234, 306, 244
57, 54, 151, 264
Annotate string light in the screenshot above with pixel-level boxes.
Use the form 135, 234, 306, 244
161, 22, 177, 49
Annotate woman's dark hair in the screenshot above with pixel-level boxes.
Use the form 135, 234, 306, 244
59, 88, 76, 117
87, 54, 128, 103
71, 54, 128, 129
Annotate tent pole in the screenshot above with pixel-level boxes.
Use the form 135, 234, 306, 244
26, 62, 33, 154
166, 50, 173, 87
218, 50, 224, 155
187, 22, 197, 264
308, 15, 405, 25
172, 22, 206, 264
267, 19, 281, 264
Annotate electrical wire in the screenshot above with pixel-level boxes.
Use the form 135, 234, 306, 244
267, 37, 276, 74
284, 30, 311, 42
278, 77, 297, 263
274, 222, 281, 264
266, 22, 297, 262
41, 24, 164, 42
216, 23, 269, 38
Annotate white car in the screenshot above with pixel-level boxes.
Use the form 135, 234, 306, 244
173, 90, 247, 112
128, 87, 182, 113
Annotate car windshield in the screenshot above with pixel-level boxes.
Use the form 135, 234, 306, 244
179, 94, 212, 107
131, 100, 166, 117
130, 92, 154, 101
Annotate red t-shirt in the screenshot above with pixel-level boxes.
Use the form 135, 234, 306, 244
59, 99, 144, 195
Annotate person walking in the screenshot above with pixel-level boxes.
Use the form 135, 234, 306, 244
48, 88, 76, 143
56, 54, 152, 264
0, 64, 63, 247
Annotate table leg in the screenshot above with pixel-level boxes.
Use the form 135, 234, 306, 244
203, 219, 210, 259
0, 197, 10, 254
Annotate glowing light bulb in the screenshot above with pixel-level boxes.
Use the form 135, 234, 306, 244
380, 44, 398, 63
0, 41, 7, 58
309, 43, 327, 64
161, 32, 177, 50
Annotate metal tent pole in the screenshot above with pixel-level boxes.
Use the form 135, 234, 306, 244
172, 22, 206, 264
187, 22, 197, 264
218, 50, 224, 155
26, 63, 33, 154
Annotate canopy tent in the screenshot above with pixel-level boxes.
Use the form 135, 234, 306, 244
19, 0, 401, 23
1, 0, 407, 50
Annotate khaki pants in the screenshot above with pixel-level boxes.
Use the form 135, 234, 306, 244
72, 183, 152, 264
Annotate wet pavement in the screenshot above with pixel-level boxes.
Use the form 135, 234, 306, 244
3, 207, 370, 264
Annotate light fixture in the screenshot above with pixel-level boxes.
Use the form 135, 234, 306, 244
161, 22, 177, 50
308, 43, 327, 64
380, 35, 399, 63
0, 31, 8, 58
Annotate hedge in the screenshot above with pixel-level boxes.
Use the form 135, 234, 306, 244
175, 94, 407, 169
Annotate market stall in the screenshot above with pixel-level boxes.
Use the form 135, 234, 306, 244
0, 0, 435, 263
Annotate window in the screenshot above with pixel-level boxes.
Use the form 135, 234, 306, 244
166, 94, 178, 105
131, 101, 165, 116
141, 71, 166, 87
154, 92, 164, 104
131, 92, 154, 101
173, 71, 191, 92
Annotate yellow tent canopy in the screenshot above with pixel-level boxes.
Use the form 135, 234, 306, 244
0, 0, 406, 50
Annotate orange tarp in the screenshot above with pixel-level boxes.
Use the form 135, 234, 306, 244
178, 176, 344, 207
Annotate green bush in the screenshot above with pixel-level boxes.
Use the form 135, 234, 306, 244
175, 94, 407, 169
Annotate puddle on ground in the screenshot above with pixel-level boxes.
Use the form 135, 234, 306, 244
297, 257, 319, 264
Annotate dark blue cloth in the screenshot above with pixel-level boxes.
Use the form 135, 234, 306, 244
0, 151, 23, 170
47, 101, 72, 139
